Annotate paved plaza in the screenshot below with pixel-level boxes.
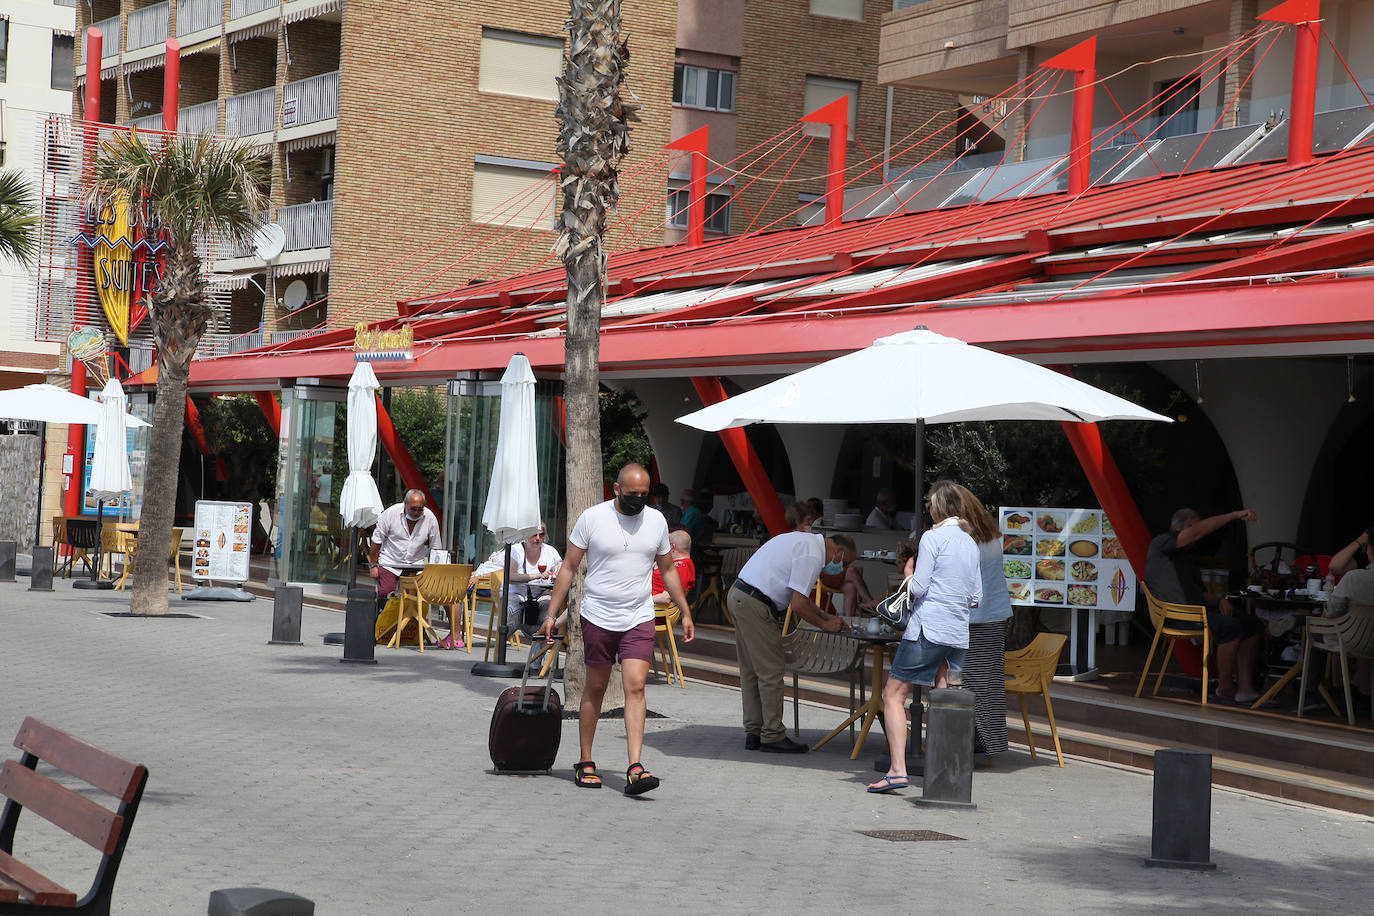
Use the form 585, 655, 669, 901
1, 582, 1371, 914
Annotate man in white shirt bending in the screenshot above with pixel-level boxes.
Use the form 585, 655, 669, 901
541, 464, 694, 795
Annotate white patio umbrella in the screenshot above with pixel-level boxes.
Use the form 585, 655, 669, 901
474, 352, 542, 677
339, 361, 386, 589
676, 327, 1171, 519
339, 361, 384, 530
0, 383, 149, 427
76, 379, 134, 590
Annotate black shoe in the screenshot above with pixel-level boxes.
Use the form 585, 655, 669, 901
759, 736, 809, 754
744, 733, 761, 750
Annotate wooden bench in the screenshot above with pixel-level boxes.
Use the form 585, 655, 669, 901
0, 717, 148, 915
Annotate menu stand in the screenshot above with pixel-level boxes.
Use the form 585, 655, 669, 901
1055, 607, 1099, 681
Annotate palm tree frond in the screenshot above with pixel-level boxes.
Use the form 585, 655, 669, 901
0, 170, 40, 266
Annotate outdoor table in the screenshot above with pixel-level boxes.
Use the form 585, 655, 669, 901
1236, 591, 1335, 711
810, 624, 902, 759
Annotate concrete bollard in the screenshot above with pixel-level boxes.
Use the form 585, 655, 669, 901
0, 541, 15, 582
208, 887, 315, 916
28, 546, 54, 592
268, 585, 304, 646
1144, 748, 1216, 870
915, 688, 976, 809
340, 587, 378, 665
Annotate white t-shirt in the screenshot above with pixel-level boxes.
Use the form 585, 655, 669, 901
738, 531, 824, 610
569, 500, 671, 632
509, 541, 562, 600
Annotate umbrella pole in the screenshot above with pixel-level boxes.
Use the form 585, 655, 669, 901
346, 524, 358, 590
73, 499, 113, 590
914, 419, 925, 530
472, 542, 522, 677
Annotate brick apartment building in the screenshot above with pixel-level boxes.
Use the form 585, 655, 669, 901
69, 0, 953, 334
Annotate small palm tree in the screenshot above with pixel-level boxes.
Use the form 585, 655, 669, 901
0, 169, 38, 265
91, 133, 269, 616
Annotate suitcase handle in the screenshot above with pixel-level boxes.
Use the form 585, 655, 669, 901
519, 635, 563, 712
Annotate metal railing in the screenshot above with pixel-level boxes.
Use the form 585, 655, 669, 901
280, 200, 333, 251
129, 113, 164, 132
127, 2, 169, 51
231, 0, 280, 17
88, 15, 122, 58
226, 87, 276, 137
177, 0, 222, 36
179, 100, 219, 136
282, 71, 338, 128
54, 0, 78, 7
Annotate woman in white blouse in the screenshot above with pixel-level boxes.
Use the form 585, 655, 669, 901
867, 480, 981, 794
505, 525, 562, 632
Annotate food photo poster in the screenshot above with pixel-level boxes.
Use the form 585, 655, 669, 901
999, 507, 1137, 612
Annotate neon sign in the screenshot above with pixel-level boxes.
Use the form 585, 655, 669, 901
68, 191, 168, 345
353, 323, 414, 362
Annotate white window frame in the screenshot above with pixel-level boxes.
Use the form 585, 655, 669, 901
472, 155, 557, 230
673, 64, 736, 113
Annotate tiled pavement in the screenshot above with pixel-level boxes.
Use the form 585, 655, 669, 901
1, 582, 1371, 914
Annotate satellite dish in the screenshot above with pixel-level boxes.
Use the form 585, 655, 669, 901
282, 279, 309, 311
252, 223, 285, 263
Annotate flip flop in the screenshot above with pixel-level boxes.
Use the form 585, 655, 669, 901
867, 775, 909, 794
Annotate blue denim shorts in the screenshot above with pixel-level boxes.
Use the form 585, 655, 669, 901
888, 632, 967, 687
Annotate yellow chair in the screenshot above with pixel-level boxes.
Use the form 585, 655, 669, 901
391, 564, 472, 653
1005, 632, 1068, 767
480, 571, 528, 661
653, 602, 687, 688
108, 526, 185, 594
1136, 584, 1212, 706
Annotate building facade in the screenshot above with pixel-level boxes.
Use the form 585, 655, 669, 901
1, 0, 71, 390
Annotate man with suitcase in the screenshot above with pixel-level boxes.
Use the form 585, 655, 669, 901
540, 463, 694, 795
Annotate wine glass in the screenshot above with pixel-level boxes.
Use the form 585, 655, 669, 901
537, 563, 548, 579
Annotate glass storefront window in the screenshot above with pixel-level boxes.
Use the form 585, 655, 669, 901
273, 383, 349, 588
442, 376, 564, 564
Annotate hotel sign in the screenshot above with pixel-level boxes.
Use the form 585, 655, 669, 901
69, 190, 168, 346
353, 323, 414, 362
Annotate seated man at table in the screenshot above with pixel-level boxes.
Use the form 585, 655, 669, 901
651, 530, 695, 605
1323, 530, 1374, 696
1145, 507, 1263, 703
367, 489, 442, 608
865, 489, 902, 530
650, 484, 683, 529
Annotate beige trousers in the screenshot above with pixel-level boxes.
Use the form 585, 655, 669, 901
729, 587, 787, 743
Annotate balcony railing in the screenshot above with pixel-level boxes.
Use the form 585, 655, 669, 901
177, 0, 221, 36
231, 0, 280, 17
179, 100, 219, 136
280, 199, 333, 251
129, 113, 164, 132
226, 87, 277, 137
55, 0, 78, 7
127, 2, 169, 51
88, 15, 122, 58
282, 71, 338, 129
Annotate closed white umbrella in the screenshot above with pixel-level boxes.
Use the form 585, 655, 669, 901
339, 361, 384, 530
76, 379, 133, 590
0, 383, 149, 427
474, 353, 542, 677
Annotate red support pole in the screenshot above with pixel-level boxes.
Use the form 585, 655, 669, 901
666, 127, 710, 247
800, 96, 850, 227
185, 396, 227, 482
65, 27, 105, 520
1057, 420, 1151, 579
1040, 37, 1097, 196
162, 39, 181, 133
374, 393, 436, 520
1260, 0, 1321, 167
253, 391, 282, 436
689, 377, 788, 536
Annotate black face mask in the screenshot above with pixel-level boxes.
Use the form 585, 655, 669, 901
617, 493, 647, 516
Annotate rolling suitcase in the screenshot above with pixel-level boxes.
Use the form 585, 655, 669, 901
488, 636, 563, 773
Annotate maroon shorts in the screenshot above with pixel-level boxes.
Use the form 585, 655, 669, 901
581, 618, 656, 669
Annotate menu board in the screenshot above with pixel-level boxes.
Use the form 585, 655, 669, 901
999, 507, 1136, 612
192, 500, 253, 582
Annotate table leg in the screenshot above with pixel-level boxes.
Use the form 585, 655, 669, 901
849, 645, 888, 760
1251, 660, 1301, 708
813, 644, 882, 753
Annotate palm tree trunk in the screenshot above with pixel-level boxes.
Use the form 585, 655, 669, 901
557, 0, 638, 709
130, 243, 211, 615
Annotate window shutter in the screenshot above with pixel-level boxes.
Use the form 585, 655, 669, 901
802, 76, 859, 137
809, 0, 864, 21
478, 31, 562, 102
472, 163, 555, 229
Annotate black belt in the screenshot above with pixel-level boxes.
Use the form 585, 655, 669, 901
731, 581, 786, 620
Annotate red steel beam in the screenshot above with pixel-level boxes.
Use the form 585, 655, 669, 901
689, 377, 789, 536
1040, 38, 1097, 197
667, 127, 710, 248
1260, 0, 1321, 167
253, 390, 281, 436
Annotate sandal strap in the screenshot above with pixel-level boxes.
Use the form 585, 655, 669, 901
627, 762, 650, 779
